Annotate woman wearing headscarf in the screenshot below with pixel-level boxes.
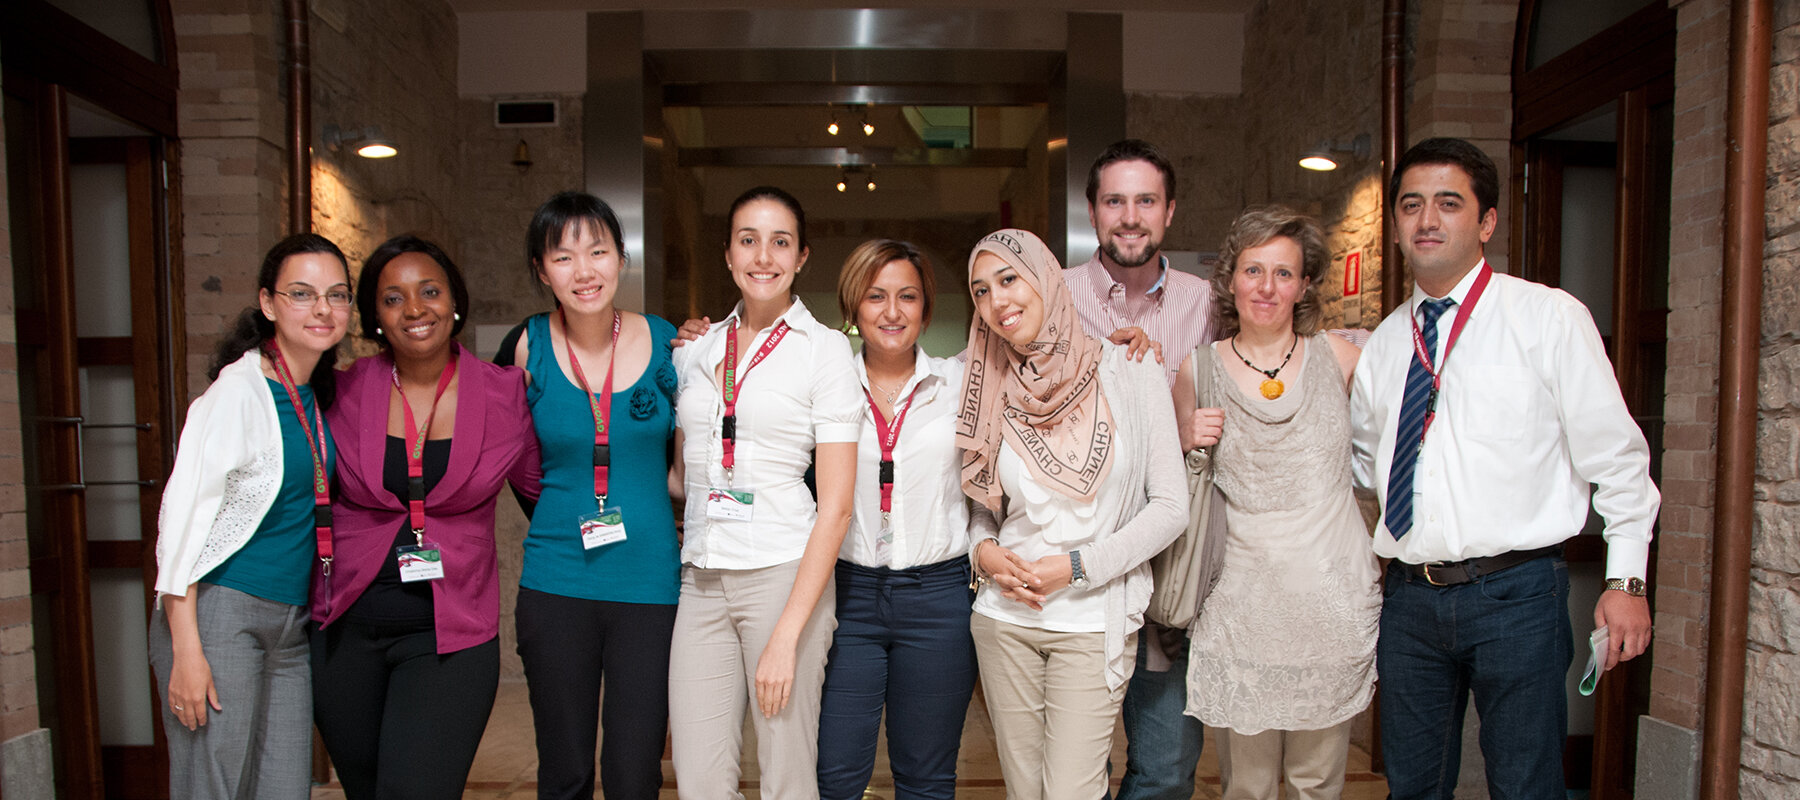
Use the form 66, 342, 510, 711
960, 229, 1187, 800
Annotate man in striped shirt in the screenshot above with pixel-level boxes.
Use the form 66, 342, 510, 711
1065, 139, 1214, 800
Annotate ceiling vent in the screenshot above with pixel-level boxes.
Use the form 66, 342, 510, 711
494, 99, 559, 128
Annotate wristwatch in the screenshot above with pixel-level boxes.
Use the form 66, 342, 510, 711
1604, 577, 1648, 597
1069, 550, 1090, 589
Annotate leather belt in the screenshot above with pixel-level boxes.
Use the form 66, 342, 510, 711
1393, 544, 1563, 587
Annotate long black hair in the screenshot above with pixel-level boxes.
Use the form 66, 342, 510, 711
208, 233, 349, 408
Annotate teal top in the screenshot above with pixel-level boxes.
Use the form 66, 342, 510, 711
201, 379, 335, 606
519, 312, 681, 605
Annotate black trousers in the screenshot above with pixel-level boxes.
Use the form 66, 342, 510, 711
309, 622, 499, 800
516, 587, 678, 800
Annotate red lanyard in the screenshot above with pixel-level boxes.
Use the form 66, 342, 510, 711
1408, 263, 1492, 443
721, 318, 791, 480
562, 309, 622, 507
391, 351, 459, 545
863, 382, 919, 518
265, 345, 333, 574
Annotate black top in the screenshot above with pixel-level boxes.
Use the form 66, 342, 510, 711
341, 436, 452, 627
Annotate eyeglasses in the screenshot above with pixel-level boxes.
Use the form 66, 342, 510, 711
273, 288, 353, 309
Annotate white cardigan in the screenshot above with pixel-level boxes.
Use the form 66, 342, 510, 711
970, 343, 1190, 689
153, 350, 287, 599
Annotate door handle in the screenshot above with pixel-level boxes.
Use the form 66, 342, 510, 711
28, 415, 159, 491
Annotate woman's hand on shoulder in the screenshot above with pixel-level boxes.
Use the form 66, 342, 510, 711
671, 316, 711, 348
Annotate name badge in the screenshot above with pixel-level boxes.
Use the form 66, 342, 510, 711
706, 488, 754, 521
396, 543, 444, 583
876, 515, 895, 559
580, 508, 628, 550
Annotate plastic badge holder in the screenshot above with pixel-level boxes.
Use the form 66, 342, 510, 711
1579, 625, 1609, 696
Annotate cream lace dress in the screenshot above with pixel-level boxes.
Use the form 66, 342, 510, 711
1184, 334, 1380, 734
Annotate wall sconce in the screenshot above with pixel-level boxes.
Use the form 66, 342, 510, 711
1298, 133, 1370, 172
322, 124, 398, 159
511, 139, 534, 174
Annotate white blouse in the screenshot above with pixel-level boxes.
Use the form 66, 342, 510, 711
842, 348, 971, 570
674, 298, 863, 569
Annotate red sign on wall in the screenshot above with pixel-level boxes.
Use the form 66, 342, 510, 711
1343, 251, 1362, 297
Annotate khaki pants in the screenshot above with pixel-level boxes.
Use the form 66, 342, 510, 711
668, 561, 837, 800
1220, 720, 1354, 800
970, 613, 1136, 800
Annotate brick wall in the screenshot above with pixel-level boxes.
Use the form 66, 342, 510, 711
170, 0, 289, 398
1124, 93, 1244, 256
1409, 0, 1517, 274
1743, 3, 1800, 795
1652, 0, 1729, 734
0, 41, 40, 744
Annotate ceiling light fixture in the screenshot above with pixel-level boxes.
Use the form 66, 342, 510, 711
322, 123, 398, 159
861, 106, 875, 136
1298, 133, 1371, 172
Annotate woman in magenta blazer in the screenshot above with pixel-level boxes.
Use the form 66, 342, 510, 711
310, 235, 541, 799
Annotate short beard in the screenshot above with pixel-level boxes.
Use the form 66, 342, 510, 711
1102, 235, 1161, 268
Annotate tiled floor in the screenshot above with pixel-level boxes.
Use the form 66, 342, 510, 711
310, 680, 1388, 798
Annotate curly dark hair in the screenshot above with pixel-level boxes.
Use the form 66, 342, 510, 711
208, 233, 349, 408
1211, 205, 1329, 339
355, 234, 471, 345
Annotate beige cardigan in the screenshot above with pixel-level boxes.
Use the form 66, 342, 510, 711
968, 342, 1190, 689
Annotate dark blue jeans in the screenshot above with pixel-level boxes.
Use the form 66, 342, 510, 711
1116, 626, 1205, 800
817, 558, 978, 800
1378, 556, 1574, 800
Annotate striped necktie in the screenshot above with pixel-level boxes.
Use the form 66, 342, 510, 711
1384, 297, 1455, 539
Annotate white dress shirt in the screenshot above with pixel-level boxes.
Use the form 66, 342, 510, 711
674, 298, 863, 569
1349, 260, 1659, 580
843, 348, 971, 570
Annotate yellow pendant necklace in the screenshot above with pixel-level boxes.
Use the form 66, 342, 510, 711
1230, 333, 1299, 399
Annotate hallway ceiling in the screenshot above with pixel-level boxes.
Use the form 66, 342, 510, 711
452, 1, 1250, 10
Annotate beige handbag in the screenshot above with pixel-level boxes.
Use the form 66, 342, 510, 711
1146, 344, 1229, 630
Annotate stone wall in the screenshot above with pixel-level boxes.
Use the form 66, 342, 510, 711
1125, 93, 1243, 256
0, 40, 40, 745
1744, 3, 1800, 795
170, 0, 289, 397
309, 0, 460, 281
1238, 0, 1386, 330
1652, 0, 1729, 736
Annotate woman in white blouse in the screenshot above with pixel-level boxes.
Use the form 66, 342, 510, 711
960, 229, 1188, 800
814, 240, 974, 800
668, 186, 862, 799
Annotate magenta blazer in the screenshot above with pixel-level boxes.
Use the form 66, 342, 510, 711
314, 344, 542, 653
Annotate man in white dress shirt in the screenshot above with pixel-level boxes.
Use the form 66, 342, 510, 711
1061, 139, 1213, 800
1349, 137, 1658, 799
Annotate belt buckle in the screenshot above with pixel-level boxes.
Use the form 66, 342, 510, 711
1422, 562, 1449, 586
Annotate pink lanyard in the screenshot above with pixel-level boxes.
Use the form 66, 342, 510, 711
720, 319, 791, 480
863, 382, 920, 519
265, 345, 333, 574
1408, 264, 1492, 443
562, 309, 621, 507
390, 351, 458, 545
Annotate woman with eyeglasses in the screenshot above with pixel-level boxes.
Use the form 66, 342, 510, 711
150, 233, 352, 800
308, 235, 542, 799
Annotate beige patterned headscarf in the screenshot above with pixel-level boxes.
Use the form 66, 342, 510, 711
956, 229, 1115, 513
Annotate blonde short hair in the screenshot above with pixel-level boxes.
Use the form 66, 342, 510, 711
835, 239, 936, 330
1212, 205, 1329, 338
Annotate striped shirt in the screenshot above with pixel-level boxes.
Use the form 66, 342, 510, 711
1062, 252, 1217, 387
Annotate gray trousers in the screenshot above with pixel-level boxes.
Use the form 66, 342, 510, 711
149, 583, 313, 800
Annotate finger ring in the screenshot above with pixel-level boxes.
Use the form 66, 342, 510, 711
172, 705, 183, 711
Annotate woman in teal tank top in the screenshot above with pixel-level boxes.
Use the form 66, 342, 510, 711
498, 192, 681, 800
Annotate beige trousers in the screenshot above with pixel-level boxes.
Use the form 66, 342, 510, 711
1219, 719, 1354, 800
971, 613, 1136, 800
668, 561, 837, 800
